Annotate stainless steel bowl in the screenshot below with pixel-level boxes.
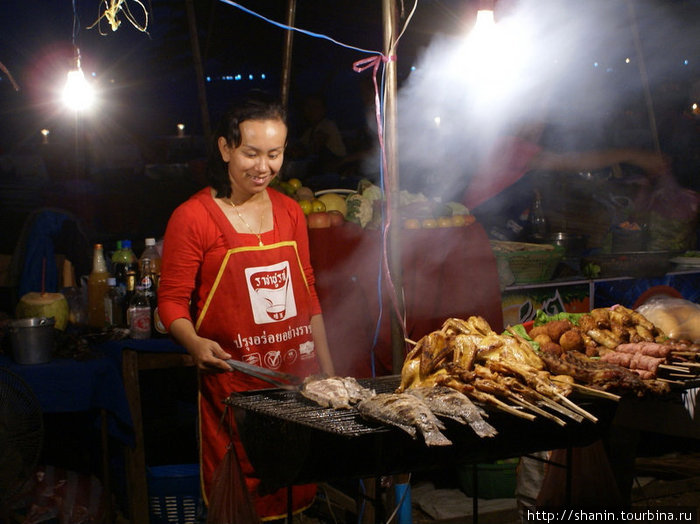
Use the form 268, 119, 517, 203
547, 232, 588, 259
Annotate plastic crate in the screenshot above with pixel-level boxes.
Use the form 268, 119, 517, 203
457, 460, 518, 499
147, 463, 202, 524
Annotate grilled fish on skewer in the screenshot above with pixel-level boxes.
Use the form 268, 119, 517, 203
301, 376, 375, 409
407, 386, 497, 438
357, 393, 452, 446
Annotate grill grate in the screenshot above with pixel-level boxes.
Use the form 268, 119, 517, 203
224, 376, 400, 436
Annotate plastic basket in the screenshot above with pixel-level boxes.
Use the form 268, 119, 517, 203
147, 463, 202, 524
491, 241, 563, 284
457, 460, 518, 499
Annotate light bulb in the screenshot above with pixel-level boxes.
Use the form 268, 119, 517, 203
62, 67, 95, 111
177, 123, 185, 137
41, 129, 50, 144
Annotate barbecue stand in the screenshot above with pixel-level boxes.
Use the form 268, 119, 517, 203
225, 376, 618, 520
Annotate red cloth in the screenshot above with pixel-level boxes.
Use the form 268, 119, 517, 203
462, 136, 542, 210
308, 221, 503, 378
158, 187, 321, 331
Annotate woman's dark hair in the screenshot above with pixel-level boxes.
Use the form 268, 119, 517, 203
207, 90, 287, 198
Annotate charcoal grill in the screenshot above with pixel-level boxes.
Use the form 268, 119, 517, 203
225, 376, 618, 490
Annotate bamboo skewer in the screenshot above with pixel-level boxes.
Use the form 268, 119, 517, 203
658, 378, 686, 385
555, 392, 598, 423
509, 395, 567, 426
531, 390, 585, 423
659, 364, 693, 373
550, 378, 621, 401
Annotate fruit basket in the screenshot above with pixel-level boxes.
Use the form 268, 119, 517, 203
490, 241, 564, 284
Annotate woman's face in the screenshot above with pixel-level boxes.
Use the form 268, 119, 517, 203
218, 118, 287, 197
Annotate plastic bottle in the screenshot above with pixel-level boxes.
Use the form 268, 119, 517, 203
110, 240, 123, 273
139, 237, 162, 291
87, 243, 111, 328
104, 277, 125, 328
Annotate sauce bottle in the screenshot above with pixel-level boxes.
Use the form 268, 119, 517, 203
87, 243, 110, 328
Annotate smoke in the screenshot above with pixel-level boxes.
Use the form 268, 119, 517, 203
394, 0, 698, 200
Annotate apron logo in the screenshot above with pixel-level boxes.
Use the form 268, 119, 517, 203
245, 261, 297, 324
242, 353, 262, 367
263, 350, 282, 369
299, 341, 315, 360
284, 348, 298, 366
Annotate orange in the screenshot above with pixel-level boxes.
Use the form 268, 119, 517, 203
437, 216, 452, 228
421, 218, 438, 229
403, 218, 421, 229
311, 199, 327, 213
299, 200, 312, 215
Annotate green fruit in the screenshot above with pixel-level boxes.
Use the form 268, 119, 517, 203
16, 292, 70, 330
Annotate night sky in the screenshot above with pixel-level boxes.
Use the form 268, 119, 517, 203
0, 0, 698, 152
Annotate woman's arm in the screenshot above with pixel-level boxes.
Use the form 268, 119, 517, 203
528, 148, 669, 175
310, 314, 334, 375
170, 317, 232, 373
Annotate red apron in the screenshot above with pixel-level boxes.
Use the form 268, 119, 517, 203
195, 192, 320, 520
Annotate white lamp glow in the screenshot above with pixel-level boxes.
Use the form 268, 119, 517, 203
177, 123, 185, 137
62, 59, 95, 111
41, 129, 50, 144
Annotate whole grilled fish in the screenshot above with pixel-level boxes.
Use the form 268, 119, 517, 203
300, 376, 375, 409
357, 393, 452, 446
407, 386, 498, 438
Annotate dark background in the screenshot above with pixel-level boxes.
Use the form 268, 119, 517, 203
0, 0, 698, 250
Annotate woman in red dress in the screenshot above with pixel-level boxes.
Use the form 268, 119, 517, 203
158, 91, 335, 520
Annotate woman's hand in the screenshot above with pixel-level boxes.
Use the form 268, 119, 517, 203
186, 336, 233, 373
169, 317, 232, 373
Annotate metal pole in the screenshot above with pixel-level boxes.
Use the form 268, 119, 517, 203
185, 0, 212, 138
381, 0, 405, 375
280, 0, 297, 110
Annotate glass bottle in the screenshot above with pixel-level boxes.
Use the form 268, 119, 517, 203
528, 189, 548, 242
104, 277, 125, 328
87, 243, 111, 328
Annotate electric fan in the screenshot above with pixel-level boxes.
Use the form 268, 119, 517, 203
0, 368, 43, 507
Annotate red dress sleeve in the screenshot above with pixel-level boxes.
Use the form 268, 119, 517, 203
158, 189, 225, 331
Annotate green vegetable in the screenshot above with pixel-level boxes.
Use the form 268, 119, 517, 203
445, 201, 470, 216
583, 262, 601, 278
345, 194, 373, 228
533, 310, 584, 326
398, 190, 428, 207
360, 183, 383, 202
503, 323, 539, 351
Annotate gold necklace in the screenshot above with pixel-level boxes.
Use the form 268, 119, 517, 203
228, 198, 264, 246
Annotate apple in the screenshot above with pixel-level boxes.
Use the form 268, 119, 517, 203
307, 211, 331, 228
328, 210, 345, 227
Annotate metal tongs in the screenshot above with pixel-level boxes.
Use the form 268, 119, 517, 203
225, 359, 302, 390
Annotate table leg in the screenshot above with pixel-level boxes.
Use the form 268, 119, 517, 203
100, 409, 113, 522
122, 349, 150, 524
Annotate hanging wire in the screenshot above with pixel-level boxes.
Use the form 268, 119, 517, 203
72, 0, 80, 48
218, 0, 382, 57
87, 0, 150, 34
624, 0, 661, 155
